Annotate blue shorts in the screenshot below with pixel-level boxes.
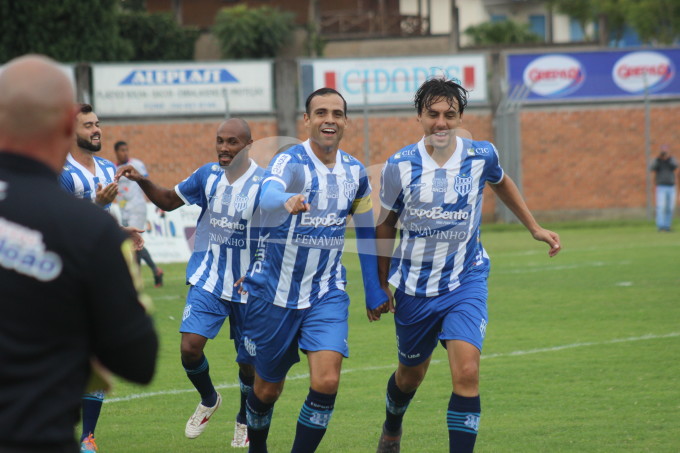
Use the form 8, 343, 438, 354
394, 278, 488, 367
237, 289, 350, 383
180, 285, 247, 353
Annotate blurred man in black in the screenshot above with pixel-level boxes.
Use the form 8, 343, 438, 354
0, 55, 158, 453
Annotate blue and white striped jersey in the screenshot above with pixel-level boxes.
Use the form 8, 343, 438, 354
243, 140, 371, 309
59, 153, 117, 210
176, 160, 264, 303
380, 136, 504, 297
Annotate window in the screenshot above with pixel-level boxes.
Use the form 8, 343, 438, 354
569, 18, 584, 41
529, 14, 545, 40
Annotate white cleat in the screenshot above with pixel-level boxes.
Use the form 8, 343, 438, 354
231, 420, 250, 447
185, 393, 221, 439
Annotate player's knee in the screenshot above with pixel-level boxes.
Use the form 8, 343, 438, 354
180, 341, 204, 363
396, 368, 426, 392
255, 383, 283, 404
453, 362, 479, 389
311, 375, 340, 394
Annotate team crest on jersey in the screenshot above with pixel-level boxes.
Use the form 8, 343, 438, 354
342, 154, 352, 163
234, 193, 249, 212
343, 180, 358, 200
326, 184, 339, 199
432, 176, 448, 193
454, 174, 472, 196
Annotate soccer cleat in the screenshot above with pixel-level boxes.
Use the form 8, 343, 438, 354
376, 423, 402, 453
154, 268, 164, 287
185, 393, 221, 439
231, 420, 250, 447
80, 434, 98, 452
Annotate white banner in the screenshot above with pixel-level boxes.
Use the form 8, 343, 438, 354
111, 203, 200, 263
300, 55, 488, 108
92, 61, 273, 117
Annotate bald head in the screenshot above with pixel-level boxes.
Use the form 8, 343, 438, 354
218, 118, 252, 142
0, 55, 76, 170
215, 118, 253, 171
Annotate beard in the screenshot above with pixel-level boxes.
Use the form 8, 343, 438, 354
77, 135, 101, 152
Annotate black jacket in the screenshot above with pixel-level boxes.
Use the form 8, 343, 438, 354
0, 153, 158, 452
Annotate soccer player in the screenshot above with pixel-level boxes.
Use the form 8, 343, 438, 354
59, 103, 143, 452
373, 78, 561, 453
237, 88, 388, 453
115, 118, 262, 447
0, 54, 158, 453
114, 140, 164, 287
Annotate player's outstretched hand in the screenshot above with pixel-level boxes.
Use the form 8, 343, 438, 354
122, 226, 145, 251
96, 182, 118, 206
115, 164, 142, 182
533, 228, 561, 257
284, 194, 310, 215
366, 286, 394, 322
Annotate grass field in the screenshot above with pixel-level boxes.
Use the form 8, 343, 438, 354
89, 221, 680, 452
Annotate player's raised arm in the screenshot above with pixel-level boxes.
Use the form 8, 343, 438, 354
115, 164, 184, 211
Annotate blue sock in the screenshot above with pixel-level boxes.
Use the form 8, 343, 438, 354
237, 369, 254, 424
81, 392, 104, 441
385, 372, 416, 434
291, 388, 336, 453
447, 393, 481, 453
182, 355, 217, 407
246, 391, 275, 453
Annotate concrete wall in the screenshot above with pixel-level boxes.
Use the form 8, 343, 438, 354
98, 101, 679, 223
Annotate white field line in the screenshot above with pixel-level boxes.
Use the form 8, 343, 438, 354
105, 331, 679, 404
494, 260, 631, 274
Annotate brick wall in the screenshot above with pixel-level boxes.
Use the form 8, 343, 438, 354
99, 101, 679, 222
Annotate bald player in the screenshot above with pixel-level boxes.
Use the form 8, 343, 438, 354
115, 118, 263, 448
0, 55, 158, 452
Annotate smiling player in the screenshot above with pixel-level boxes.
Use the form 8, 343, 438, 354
115, 118, 263, 448
373, 77, 561, 453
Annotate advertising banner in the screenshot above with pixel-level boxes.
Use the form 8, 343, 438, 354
300, 55, 488, 108
110, 203, 200, 263
92, 61, 273, 117
507, 48, 680, 101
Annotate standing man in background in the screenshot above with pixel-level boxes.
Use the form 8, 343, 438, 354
114, 140, 164, 287
373, 77, 560, 453
650, 144, 678, 232
0, 54, 158, 453
116, 118, 261, 448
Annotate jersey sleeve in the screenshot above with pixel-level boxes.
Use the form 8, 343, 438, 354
134, 159, 149, 178
263, 152, 298, 191
379, 160, 404, 213
175, 166, 206, 207
351, 165, 373, 215
486, 142, 505, 184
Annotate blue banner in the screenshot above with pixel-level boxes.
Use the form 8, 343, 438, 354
507, 48, 680, 101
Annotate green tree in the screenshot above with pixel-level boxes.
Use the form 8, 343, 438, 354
118, 11, 199, 61
624, 0, 680, 44
0, 0, 132, 63
464, 20, 542, 45
213, 5, 295, 59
